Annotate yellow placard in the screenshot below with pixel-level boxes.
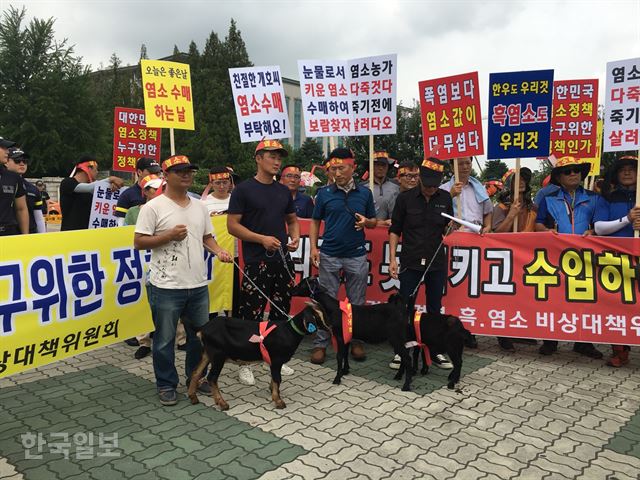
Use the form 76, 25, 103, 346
140, 59, 195, 130
583, 119, 603, 176
0, 216, 233, 378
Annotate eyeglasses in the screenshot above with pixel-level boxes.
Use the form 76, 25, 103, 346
284, 174, 301, 180
560, 168, 581, 175
399, 174, 419, 180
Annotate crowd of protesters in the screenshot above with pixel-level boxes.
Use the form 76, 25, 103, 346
1, 134, 639, 405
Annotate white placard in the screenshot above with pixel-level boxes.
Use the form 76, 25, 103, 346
603, 57, 640, 152
229, 65, 290, 143
88, 180, 128, 229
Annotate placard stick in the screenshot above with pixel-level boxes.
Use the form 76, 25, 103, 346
636, 150, 640, 238
513, 158, 521, 232
369, 135, 374, 192
453, 158, 462, 220
170, 128, 176, 156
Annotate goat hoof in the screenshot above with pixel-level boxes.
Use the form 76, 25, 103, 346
401, 385, 411, 392
218, 401, 229, 411
188, 395, 199, 405
332, 378, 341, 385
275, 400, 286, 409
447, 381, 455, 390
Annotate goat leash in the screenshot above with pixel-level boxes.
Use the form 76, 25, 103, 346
409, 223, 454, 300
413, 310, 432, 366
232, 258, 292, 321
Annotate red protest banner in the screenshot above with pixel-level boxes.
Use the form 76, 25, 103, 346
112, 107, 162, 172
418, 72, 484, 159
443, 232, 640, 345
550, 79, 599, 158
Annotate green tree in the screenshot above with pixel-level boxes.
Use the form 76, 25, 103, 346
0, 6, 104, 175
481, 159, 508, 182
291, 138, 324, 170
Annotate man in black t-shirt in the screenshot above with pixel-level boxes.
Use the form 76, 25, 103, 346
227, 139, 300, 386
0, 137, 29, 236
6, 148, 45, 233
60, 154, 124, 231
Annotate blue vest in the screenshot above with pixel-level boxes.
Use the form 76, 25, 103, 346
544, 187, 599, 234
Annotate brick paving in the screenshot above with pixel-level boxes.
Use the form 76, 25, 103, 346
1, 337, 640, 479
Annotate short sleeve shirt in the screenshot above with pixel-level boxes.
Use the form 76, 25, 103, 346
135, 195, 213, 289
115, 183, 144, 218
227, 178, 295, 264
60, 177, 93, 231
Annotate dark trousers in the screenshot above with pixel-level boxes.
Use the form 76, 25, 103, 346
399, 268, 446, 315
239, 258, 295, 322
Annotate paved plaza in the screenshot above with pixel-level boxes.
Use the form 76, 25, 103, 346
1, 337, 640, 479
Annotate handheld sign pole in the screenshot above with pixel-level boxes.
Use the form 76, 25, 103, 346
453, 158, 462, 220
169, 128, 176, 156
513, 158, 521, 232
369, 135, 374, 192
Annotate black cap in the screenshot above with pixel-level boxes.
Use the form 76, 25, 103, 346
0, 137, 16, 149
8, 147, 28, 162
74, 154, 97, 166
419, 157, 445, 187
136, 157, 162, 174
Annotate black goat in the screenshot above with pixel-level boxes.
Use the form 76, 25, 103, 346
290, 277, 414, 391
409, 311, 472, 389
188, 301, 329, 410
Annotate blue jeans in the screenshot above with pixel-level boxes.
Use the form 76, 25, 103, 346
399, 268, 446, 314
147, 284, 209, 391
314, 253, 368, 348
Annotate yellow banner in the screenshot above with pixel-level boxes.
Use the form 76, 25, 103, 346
583, 119, 603, 176
140, 59, 195, 130
0, 216, 233, 378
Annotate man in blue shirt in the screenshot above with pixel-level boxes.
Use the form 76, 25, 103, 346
535, 156, 604, 359
280, 164, 314, 218
309, 148, 377, 364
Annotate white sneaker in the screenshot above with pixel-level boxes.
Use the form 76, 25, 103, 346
389, 354, 401, 370
280, 363, 294, 376
433, 354, 453, 370
238, 366, 255, 385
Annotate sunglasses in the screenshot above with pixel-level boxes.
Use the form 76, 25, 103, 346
560, 167, 581, 175
12, 158, 27, 164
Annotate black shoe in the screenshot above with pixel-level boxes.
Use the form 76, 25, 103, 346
464, 335, 478, 349
125, 338, 140, 347
512, 338, 537, 345
134, 346, 151, 359
177, 343, 187, 351
498, 337, 515, 352
539, 343, 557, 355
573, 343, 603, 359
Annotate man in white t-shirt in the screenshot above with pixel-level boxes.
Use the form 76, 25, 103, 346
134, 154, 232, 406
202, 166, 232, 215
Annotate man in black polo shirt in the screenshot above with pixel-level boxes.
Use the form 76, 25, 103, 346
115, 157, 162, 225
389, 157, 454, 369
0, 137, 29, 236
6, 148, 45, 233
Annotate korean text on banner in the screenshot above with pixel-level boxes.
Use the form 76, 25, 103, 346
418, 71, 484, 159
583, 119, 603, 176
140, 59, 195, 130
550, 79, 599, 159
112, 107, 162, 172
297, 54, 397, 137
603, 57, 640, 152
229, 66, 290, 143
88, 180, 128, 229
487, 69, 554, 159
443, 232, 640, 345
0, 217, 233, 378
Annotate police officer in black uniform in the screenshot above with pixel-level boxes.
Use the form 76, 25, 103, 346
115, 157, 162, 225
6, 148, 45, 233
0, 137, 29, 236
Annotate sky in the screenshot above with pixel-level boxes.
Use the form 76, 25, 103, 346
7, 0, 640, 170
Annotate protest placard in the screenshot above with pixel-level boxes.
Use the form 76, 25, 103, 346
487, 69, 554, 159
140, 59, 195, 130
88, 180, 128, 229
229, 66, 289, 142
112, 107, 162, 172
550, 79, 598, 159
297, 54, 397, 137
603, 57, 640, 152
418, 71, 484, 158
